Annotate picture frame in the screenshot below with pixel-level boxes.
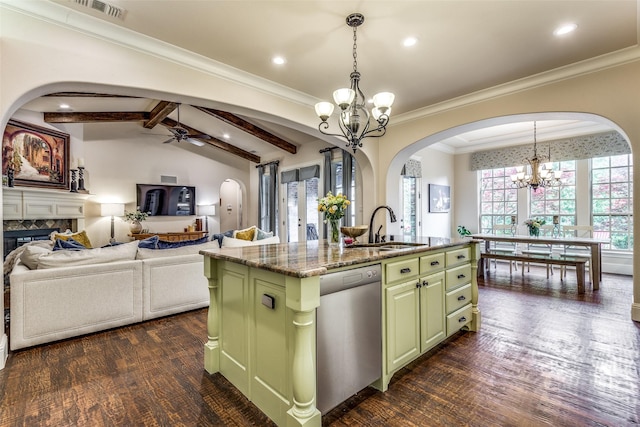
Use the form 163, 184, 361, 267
429, 184, 450, 213
2, 119, 70, 190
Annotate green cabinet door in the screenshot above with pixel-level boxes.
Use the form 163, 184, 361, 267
386, 279, 420, 373
419, 271, 445, 352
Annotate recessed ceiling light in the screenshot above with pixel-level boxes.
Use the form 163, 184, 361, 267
223, 133, 230, 139
272, 56, 286, 65
554, 23, 577, 36
403, 37, 418, 47
59, 103, 70, 109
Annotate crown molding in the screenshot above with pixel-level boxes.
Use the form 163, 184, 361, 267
0, 0, 317, 108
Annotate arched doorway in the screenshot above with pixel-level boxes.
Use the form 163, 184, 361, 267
219, 179, 242, 232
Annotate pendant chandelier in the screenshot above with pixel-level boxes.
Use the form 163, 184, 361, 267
511, 122, 563, 191
314, 13, 395, 152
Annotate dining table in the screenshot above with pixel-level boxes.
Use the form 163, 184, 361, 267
470, 233, 609, 290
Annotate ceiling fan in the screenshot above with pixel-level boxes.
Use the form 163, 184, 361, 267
162, 104, 210, 147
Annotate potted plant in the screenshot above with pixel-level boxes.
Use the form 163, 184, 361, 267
457, 225, 472, 238
125, 209, 148, 234
318, 191, 350, 244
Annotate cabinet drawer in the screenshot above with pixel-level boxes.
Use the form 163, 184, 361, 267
385, 258, 419, 284
445, 264, 471, 291
446, 304, 472, 336
420, 253, 445, 275
446, 247, 471, 267
446, 283, 471, 314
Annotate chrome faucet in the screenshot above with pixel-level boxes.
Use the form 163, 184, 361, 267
368, 205, 397, 243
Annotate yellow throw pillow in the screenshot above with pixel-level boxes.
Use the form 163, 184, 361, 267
53, 230, 92, 248
234, 226, 256, 241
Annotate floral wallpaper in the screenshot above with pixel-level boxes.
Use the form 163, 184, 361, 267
470, 131, 629, 171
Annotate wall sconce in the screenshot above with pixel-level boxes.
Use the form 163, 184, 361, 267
196, 204, 216, 232
100, 203, 125, 244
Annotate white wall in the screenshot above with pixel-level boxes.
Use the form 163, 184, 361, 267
414, 149, 455, 238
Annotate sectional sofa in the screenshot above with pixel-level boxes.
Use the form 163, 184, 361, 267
8, 231, 279, 350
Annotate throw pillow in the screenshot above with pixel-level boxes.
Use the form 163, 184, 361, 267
255, 228, 274, 240
52, 230, 92, 248
156, 235, 209, 249
53, 238, 87, 251
138, 235, 159, 249
19, 245, 53, 269
234, 226, 256, 241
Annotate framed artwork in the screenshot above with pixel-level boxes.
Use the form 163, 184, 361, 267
2, 120, 70, 190
429, 184, 450, 213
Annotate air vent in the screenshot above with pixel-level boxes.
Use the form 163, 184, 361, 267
160, 175, 178, 184
71, 0, 126, 20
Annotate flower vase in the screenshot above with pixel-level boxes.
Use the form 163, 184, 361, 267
529, 227, 540, 237
130, 220, 143, 234
329, 218, 341, 244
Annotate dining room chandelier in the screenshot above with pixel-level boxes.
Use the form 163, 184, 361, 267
314, 13, 395, 152
511, 122, 563, 191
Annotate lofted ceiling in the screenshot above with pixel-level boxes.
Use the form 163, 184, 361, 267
15, 0, 640, 161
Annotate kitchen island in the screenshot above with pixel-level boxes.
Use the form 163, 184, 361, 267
200, 238, 480, 426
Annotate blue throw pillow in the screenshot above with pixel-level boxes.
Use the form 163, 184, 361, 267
157, 235, 209, 249
255, 228, 274, 240
212, 230, 234, 248
53, 237, 86, 251
138, 235, 159, 249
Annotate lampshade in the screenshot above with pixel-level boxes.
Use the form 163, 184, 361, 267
101, 203, 125, 217
372, 92, 395, 109
333, 88, 356, 109
197, 204, 215, 216
314, 102, 335, 121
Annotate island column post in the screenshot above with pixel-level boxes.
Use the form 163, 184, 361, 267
285, 274, 322, 427
203, 256, 220, 374
469, 241, 482, 331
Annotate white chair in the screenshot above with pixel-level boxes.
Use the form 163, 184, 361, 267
560, 225, 594, 282
485, 224, 518, 274
520, 224, 556, 278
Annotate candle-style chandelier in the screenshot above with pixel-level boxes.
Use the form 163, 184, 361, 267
511, 122, 563, 191
314, 13, 395, 152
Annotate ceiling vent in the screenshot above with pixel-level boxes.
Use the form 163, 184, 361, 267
71, 0, 127, 20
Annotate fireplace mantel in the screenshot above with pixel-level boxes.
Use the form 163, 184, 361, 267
2, 186, 92, 221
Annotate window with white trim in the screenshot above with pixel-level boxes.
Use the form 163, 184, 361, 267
591, 155, 633, 250
529, 160, 577, 226
480, 167, 519, 233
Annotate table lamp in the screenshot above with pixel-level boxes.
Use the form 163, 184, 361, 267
101, 203, 125, 244
196, 205, 215, 232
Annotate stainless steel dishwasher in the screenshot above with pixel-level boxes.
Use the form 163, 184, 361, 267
316, 264, 382, 414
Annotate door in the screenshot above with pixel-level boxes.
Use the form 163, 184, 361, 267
385, 280, 420, 373
420, 272, 445, 352
220, 179, 242, 231
285, 177, 320, 242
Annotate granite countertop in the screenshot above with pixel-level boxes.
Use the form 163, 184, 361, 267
200, 237, 474, 278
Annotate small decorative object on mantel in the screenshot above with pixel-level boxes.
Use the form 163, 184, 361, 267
69, 168, 78, 193
125, 209, 149, 234
525, 218, 546, 237
318, 191, 350, 244
77, 158, 87, 192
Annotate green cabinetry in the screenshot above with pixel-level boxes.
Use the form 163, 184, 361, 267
379, 243, 477, 391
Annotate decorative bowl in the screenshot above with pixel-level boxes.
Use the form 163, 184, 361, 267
340, 225, 369, 243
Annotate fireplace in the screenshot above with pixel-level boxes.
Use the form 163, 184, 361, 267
3, 228, 60, 259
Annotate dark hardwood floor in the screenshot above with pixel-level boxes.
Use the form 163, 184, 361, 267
1, 266, 639, 426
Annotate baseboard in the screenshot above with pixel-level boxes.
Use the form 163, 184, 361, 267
632, 302, 640, 323
0, 333, 7, 370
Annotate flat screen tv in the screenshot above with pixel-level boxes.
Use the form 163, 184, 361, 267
136, 184, 196, 216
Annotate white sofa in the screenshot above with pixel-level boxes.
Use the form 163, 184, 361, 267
8, 233, 280, 350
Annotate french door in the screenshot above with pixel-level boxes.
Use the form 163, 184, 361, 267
285, 177, 320, 243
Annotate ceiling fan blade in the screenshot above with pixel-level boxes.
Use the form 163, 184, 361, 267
161, 137, 175, 144
187, 138, 206, 147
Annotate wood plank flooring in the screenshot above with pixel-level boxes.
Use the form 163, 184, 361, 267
1, 266, 639, 426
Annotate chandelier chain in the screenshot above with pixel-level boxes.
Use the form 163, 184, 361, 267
352, 25, 358, 73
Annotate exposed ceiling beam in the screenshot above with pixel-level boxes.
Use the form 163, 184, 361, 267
144, 101, 178, 129
44, 112, 150, 123
195, 106, 297, 154
161, 118, 260, 163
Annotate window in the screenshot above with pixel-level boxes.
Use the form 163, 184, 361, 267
592, 155, 633, 250
479, 167, 519, 232
529, 160, 576, 226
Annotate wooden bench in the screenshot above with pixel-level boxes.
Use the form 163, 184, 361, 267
480, 252, 590, 293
